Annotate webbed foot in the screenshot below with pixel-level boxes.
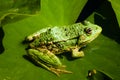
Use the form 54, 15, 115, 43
49, 67, 72, 76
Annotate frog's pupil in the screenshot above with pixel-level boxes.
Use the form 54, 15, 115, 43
84, 28, 92, 34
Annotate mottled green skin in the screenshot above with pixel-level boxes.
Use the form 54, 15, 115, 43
26, 21, 102, 76
29, 21, 102, 52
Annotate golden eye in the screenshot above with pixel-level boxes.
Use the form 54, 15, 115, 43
84, 28, 92, 34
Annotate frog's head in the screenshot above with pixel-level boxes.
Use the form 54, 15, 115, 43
78, 21, 102, 45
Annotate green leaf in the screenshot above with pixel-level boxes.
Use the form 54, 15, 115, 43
0, 0, 87, 80
0, 0, 120, 80
110, 0, 120, 26
0, 0, 40, 25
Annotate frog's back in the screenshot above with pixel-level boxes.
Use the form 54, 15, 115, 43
29, 21, 102, 48
39, 23, 85, 42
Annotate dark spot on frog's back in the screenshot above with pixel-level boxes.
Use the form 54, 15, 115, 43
64, 28, 67, 31
64, 28, 68, 36
50, 37, 54, 41
66, 34, 68, 36
48, 28, 51, 31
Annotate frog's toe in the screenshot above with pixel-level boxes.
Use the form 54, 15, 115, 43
72, 51, 84, 58
71, 48, 84, 58
50, 67, 72, 76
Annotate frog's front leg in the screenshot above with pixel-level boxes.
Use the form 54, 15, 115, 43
71, 46, 84, 58
27, 49, 72, 76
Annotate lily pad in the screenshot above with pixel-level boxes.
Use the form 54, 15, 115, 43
0, 0, 120, 80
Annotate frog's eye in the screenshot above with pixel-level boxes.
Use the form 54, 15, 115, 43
84, 28, 92, 34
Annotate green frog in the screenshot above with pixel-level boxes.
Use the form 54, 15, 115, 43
25, 21, 102, 76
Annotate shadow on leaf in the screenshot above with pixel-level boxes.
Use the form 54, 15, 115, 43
76, 0, 105, 22
23, 55, 40, 67
94, 0, 120, 44
57, 52, 78, 61
0, 27, 5, 54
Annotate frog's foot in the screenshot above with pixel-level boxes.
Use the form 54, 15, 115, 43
33, 58, 72, 76
27, 49, 72, 76
71, 47, 84, 58
49, 67, 72, 76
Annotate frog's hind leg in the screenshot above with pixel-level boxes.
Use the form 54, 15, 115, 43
71, 47, 84, 58
27, 49, 72, 76
31, 57, 72, 76
32, 59, 72, 76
